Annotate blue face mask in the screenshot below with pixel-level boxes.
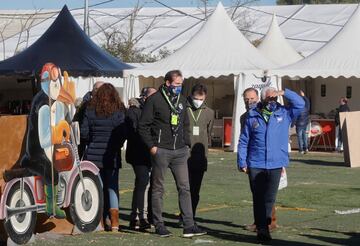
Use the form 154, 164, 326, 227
265, 101, 278, 112
246, 101, 257, 111
171, 85, 182, 95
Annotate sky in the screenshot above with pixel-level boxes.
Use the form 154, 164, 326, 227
0, 0, 276, 10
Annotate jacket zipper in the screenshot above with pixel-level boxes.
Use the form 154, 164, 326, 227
158, 129, 162, 143
173, 135, 177, 150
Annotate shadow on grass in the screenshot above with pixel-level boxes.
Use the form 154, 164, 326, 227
162, 213, 322, 245
162, 212, 244, 229
303, 228, 360, 246
199, 224, 323, 246
290, 158, 346, 167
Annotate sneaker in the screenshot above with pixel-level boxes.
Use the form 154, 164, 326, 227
139, 219, 152, 230
257, 228, 272, 242
183, 224, 207, 238
300, 151, 305, 154
155, 225, 172, 238
129, 220, 140, 230
304, 149, 309, 154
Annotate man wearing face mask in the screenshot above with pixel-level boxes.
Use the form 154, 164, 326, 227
240, 87, 278, 233
237, 87, 304, 242
186, 83, 214, 222
139, 70, 206, 238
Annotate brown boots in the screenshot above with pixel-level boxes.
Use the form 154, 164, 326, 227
245, 206, 278, 232
109, 208, 119, 232
102, 209, 119, 232
269, 206, 278, 231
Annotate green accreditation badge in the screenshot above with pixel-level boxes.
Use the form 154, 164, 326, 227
193, 126, 200, 136
171, 114, 179, 126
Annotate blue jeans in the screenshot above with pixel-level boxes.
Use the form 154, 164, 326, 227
100, 168, 119, 219
296, 126, 308, 151
248, 168, 282, 230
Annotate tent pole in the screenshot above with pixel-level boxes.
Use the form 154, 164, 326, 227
84, 0, 89, 35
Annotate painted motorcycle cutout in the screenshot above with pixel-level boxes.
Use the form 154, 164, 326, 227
0, 63, 103, 244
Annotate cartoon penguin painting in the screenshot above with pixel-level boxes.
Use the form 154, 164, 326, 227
21, 63, 75, 218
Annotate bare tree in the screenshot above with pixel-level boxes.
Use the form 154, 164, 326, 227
14, 10, 40, 55
196, 0, 258, 37
0, 18, 14, 60
100, 0, 169, 62
0, 9, 42, 59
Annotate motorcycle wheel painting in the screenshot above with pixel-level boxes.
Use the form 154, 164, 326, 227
70, 171, 103, 232
4, 182, 37, 245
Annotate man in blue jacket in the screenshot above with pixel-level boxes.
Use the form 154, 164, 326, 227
237, 87, 304, 242
293, 90, 310, 154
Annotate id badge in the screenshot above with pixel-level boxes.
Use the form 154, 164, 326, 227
193, 126, 200, 136
171, 114, 179, 126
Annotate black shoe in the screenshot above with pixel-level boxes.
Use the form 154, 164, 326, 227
139, 219, 152, 230
155, 225, 172, 238
257, 228, 272, 242
129, 220, 140, 230
183, 224, 207, 238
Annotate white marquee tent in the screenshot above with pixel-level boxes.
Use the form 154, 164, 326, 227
272, 5, 360, 78
0, 4, 358, 61
270, 4, 360, 117
257, 14, 303, 67
124, 2, 277, 151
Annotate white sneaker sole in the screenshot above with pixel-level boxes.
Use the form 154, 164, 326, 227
183, 232, 207, 238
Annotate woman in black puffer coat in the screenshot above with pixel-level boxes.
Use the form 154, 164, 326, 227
81, 83, 126, 232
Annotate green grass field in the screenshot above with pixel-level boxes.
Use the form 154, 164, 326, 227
34, 151, 360, 245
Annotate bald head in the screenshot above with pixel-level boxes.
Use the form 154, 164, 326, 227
93, 81, 105, 92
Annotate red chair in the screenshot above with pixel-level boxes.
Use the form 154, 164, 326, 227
310, 124, 333, 151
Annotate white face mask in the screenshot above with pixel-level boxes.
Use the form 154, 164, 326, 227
192, 99, 204, 109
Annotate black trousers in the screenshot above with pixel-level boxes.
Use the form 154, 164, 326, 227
248, 168, 282, 230
130, 165, 151, 221
188, 169, 205, 218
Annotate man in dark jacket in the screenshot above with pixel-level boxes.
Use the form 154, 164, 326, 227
186, 84, 214, 221
126, 87, 157, 230
293, 90, 310, 154
138, 70, 206, 238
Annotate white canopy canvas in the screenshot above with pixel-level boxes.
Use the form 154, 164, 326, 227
257, 14, 303, 67
123, 2, 274, 78
124, 2, 277, 152
272, 5, 360, 78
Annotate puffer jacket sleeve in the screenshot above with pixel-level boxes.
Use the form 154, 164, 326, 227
284, 89, 305, 121
237, 117, 250, 169
80, 109, 90, 142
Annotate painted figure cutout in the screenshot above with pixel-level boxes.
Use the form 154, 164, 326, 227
1, 63, 103, 244
21, 63, 75, 218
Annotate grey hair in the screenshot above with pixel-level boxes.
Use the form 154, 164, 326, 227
261, 87, 277, 100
